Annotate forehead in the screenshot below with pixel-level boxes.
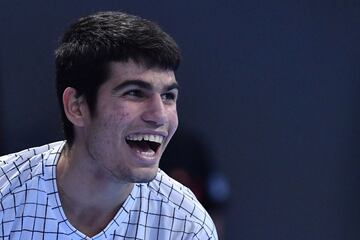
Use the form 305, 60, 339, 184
106, 60, 177, 88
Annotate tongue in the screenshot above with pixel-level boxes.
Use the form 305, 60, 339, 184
128, 140, 152, 152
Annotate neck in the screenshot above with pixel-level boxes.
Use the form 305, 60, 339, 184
56, 143, 133, 236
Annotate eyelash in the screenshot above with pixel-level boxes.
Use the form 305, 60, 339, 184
123, 90, 177, 103
124, 90, 145, 98
161, 92, 177, 102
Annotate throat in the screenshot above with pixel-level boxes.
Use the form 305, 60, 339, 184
66, 206, 118, 237
57, 164, 134, 237
58, 185, 125, 237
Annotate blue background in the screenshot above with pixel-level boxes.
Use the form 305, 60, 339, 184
1, 1, 360, 239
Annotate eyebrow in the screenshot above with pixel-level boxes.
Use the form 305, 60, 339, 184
112, 79, 179, 93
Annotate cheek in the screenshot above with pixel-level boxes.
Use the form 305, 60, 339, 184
91, 109, 131, 141
168, 109, 179, 133
93, 112, 131, 146
100, 104, 130, 124
105, 111, 131, 131
116, 111, 130, 121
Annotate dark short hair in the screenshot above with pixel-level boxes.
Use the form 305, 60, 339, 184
55, 11, 181, 146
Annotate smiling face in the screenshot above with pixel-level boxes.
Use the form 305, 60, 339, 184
79, 60, 179, 183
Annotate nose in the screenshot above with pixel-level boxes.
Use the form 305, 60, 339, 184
141, 94, 167, 127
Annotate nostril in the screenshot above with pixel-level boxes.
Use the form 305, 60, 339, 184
142, 116, 167, 127
141, 104, 167, 126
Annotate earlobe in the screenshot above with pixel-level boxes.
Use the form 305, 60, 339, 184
63, 87, 88, 127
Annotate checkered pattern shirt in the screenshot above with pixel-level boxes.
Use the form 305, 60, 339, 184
0, 141, 218, 240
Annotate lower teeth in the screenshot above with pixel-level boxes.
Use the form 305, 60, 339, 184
138, 149, 155, 156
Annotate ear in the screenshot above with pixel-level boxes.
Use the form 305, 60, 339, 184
62, 87, 89, 127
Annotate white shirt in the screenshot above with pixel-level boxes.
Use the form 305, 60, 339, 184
0, 141, 218, 240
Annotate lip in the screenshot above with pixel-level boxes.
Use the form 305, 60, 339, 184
124, 130, 166, 166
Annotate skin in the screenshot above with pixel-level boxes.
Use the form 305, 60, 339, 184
57, 60, 179, 236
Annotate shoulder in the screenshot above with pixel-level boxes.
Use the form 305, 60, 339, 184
142, 169, 218, 239
0, 141, 64, 201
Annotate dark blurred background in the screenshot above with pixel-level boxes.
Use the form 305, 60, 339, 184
1, 0, 360, 239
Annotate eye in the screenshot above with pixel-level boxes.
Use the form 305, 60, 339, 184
161, 92, 178, 103
123, 89, 146, 99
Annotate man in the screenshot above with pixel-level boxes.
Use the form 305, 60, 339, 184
0, 11, 218, 239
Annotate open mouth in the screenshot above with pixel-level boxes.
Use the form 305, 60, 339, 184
125, 134, 164, 155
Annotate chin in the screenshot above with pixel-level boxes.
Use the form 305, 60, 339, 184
128, 167, 158, 183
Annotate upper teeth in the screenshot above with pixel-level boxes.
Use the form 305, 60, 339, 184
126, 134, 164, 144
